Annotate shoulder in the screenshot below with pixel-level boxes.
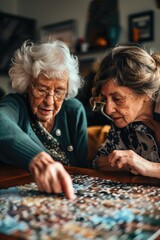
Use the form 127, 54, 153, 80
61, 98, 87, 124
62, 98, 85, 112
1, 93, 26, 105
0, 93, 28, 113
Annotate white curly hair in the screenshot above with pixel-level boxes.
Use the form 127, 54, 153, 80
9, 40, 82, 99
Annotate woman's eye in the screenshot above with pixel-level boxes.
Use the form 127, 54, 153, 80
38, 89, 47, 94
38, 88, 46, 92
113, 97, 122, 102
55, 89, 64, 95
55, 89, 61, 94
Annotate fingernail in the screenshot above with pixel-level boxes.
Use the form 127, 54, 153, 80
69, 194, 77, 201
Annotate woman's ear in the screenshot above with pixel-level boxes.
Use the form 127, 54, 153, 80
144, 94, 151, 102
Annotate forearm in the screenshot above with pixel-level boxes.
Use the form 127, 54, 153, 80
142, 161, 160, 178
0, 111, 46, 170
0, 138, 43, 170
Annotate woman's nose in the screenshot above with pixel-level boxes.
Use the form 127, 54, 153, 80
105, 100, 115, 115
44, 94, 55, 105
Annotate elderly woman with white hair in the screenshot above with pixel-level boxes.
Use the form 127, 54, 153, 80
0, 40, 88, 199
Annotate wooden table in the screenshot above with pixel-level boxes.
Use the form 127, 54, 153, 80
0, 163, 160, 240
1, 163, 160, 187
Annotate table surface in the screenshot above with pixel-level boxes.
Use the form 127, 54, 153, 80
1, 163, 160, 188
0, 163, 160, 240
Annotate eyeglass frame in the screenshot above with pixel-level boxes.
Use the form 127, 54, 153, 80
90, 97, 113, 121
31, 81, 68, 101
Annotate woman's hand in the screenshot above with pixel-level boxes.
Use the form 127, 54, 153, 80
29, 152, 75, 200
108, 150, 160, 178
95, 156, 129, 172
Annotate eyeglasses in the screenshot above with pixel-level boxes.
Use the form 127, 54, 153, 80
90, 96, 106, 110
31, 82, 67, 100
90, 97, 113, 121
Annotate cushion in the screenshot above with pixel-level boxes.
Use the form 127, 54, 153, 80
87, 125, 110, 166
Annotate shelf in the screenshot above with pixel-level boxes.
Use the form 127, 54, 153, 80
77, 48, 108, 61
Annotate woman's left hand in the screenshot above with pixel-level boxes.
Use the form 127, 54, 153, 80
107, 150, 159, 178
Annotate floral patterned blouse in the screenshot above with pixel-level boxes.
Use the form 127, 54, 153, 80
93, 121, 160, 169
31, 115, 70, 166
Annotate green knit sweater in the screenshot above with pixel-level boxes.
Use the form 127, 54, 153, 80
0, 94, 88, 170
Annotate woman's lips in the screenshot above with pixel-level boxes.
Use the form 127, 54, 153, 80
112, 116, 123, 122
39, 108, 53, 115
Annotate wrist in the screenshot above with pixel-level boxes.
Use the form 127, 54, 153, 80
145, 161, 160, 178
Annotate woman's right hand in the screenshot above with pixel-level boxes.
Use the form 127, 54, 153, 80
29, 152, 75, 200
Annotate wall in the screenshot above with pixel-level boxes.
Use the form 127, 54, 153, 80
0, 0, 19, 93
0, 0, 159, 93
119, 0, 160, 49
17, 0, 91, 39
0, 0, 18, 14
17, 0, 160, 49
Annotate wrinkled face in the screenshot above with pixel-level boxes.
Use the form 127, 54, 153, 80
28, 75, 68, 124
101, 79, 149, 128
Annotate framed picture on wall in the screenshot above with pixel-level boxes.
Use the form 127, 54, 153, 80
0, 12, 36, 74
128, 11, 154, 42
41, 20, 77, 53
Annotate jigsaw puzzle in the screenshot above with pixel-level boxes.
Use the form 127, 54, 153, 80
0, 174, 160, 240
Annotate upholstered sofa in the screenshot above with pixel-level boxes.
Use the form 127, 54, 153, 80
87, 125, 110, 166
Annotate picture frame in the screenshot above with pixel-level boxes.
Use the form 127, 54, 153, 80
128, 11, 154, 42
41, 19, 77, 53
0, 12, 36, 74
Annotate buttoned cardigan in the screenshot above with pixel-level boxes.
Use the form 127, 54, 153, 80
0, 93, 88, 170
